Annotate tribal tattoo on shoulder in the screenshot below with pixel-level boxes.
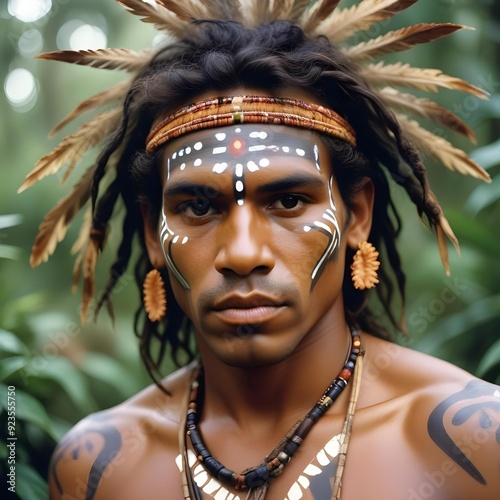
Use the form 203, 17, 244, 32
427, 380, 500, 485
50, 415, 122, 500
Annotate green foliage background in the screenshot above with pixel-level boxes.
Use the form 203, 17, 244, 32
0, 0, 499, 498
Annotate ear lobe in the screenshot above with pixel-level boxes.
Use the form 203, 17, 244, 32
345, 178, 375, 250
140, 203, 165, 269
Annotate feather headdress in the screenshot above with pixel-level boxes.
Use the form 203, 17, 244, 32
21, 0, 490, 321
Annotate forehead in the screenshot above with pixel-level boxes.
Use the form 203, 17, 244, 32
160, 124, 332, 179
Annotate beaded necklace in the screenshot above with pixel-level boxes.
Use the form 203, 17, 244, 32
184, 328, 362, 494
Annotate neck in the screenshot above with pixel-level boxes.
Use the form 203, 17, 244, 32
197, 313, 353, 430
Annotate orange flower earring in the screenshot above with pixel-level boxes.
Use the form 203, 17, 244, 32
351, 241, 380, 290
143, 269, 167, 322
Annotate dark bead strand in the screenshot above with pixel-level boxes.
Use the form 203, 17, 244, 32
186, 327, 361, 490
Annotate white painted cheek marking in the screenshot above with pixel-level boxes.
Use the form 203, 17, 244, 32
194, 141, 203, 150
304, 226, 311, 232
172, 152, 177, 159
178, 149, 184, 157
167, 157, 171, 181
185, 146, 192, 155
180, 163, 186, 170
182, 236, 188, 244
194, 158, 202, 167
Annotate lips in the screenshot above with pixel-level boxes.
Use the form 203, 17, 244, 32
212, 293, 286, 324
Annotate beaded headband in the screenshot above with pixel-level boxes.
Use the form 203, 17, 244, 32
146, 96, 357, 153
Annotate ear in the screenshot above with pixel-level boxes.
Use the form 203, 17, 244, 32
344, 178, 375, 250
140, 203, 165, 269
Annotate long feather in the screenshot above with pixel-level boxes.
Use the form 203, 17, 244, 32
362, 62, 489, 98
29, 166, 94, 268
19, 109, 122, 192
49, 80, 131, 137
80, 236, 100, 324
116, 0, 190, 36
199, 0, 244, 21
315, 0, 419, 42
37, 48, 153, 72
396, 114, 491, 182
155, 0, 208, 20
300, 0, 342, 32
245, 0, 274, 25
288, 0, 315, 21
379, 87, 476, 142
345, 23, 466, 61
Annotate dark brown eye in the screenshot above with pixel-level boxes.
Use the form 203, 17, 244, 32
280, 195, 300, 209
191, 197, 211, 216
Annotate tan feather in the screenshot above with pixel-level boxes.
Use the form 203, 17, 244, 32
288, 0, 315, 21
49, 80, 131, 137
19, 109, 122, 192
396, 114, 491, 182
155, 0, 208, 20
37, 48, 153, 72
426, 190, 460, 276
80, 236, 100, 324
300, 0, 342, 32
379, 87, 476, 142
362, 62, 489, 98
116, 0, 190, 36
345, 23, 466, 61
244, 0, 274, 25
29, 166, 94, 268
199, 0, 244, 21
71, 208, 93, 257
315, 0, 419, 42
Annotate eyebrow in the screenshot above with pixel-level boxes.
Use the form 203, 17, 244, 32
256, 174, 325, 194
164, 182, 211, 199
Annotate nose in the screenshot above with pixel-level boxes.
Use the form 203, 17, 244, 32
214, 205, 275, 276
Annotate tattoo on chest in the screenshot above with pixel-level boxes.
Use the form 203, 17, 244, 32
50, 418, 122, 499
427, 380, 500, 485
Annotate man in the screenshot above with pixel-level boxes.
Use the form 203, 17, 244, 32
22, 1, 499, 499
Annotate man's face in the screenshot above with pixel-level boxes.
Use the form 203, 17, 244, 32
158, 123, 350, 367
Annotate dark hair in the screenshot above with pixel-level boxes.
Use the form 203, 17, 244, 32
91, 20, 440, 384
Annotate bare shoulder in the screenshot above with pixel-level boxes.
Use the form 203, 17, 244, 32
361, 334, 500, 499
48, 363, 196, 500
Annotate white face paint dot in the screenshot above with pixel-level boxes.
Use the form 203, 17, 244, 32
314, 144, 319, 160
304, 226, 311, 232
215, 132, 226, 141
296, 148, 305, 157
182, 236, 188, 244
259, 158, 270, 167
282, 146, 290, 153
249, 131, 268, 139
235, 128, 242, 133
247, 161, 259, 172
194, 142, 203, 150
185, 146, 192, 155
235, 180, 244, 192
173, 235, 180, 243
213, 146, 226, 155
213, 163, 227, 174
235, 164, 243, 177
179, 149, 184, 157
172, 152, 177, 159
180, 163, 186, 170
194, 158, 202, 167
237, 199, 244, 206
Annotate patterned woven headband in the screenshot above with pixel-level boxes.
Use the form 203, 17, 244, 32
146, 96, 357, 153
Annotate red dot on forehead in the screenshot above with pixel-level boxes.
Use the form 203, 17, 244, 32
229, 137, 246, 157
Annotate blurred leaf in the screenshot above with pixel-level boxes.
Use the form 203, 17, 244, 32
0, 438, 7, 459
476, 338, 500, 377
16, 462, 48, 500
0, 330, 29, 355
465, 174, 500, 216
81, 352, 142, 397
0, 356, 28, 381
416, 294, 500, 353
445, 210, 500, 258
470, 138, 500, 170
0, 244, 22, 260
31, 356, 98, 414
0, 385, 58, 441
0, 214, 23, 230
